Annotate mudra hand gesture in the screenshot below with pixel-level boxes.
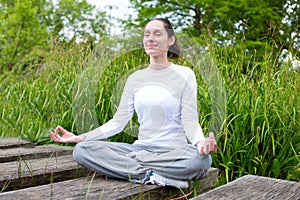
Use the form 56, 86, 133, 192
196, 132, 217, 155
49, 126, 84, 144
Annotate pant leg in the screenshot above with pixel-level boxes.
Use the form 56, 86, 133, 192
134, 144, 212, 181
73, 141, 211, 182
73, 141, 147, 181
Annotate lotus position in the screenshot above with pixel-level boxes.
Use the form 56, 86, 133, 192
50, 18, 217, 189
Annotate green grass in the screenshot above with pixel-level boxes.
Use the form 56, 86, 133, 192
212, 44, 300, 184
0, 38, 299, 197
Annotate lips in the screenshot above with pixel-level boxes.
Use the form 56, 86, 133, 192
146, 45, 157, 49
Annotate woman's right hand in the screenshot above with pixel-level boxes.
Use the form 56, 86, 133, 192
49, 126, 85, 144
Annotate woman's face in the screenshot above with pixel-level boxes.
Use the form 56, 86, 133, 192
143, 20, 175, 57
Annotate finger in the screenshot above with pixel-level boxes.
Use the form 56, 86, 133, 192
49, 131, 55, 140
205, 143, 211, 154
211, 142, 217, 153
197, 144, 204, 155
52, 129, 64, 141
214, 144, 217, 152
54, 134, 63, 143
49, 131, 59, 142
209, 132, 215, 140
56, 126, 66, 135
200, 142, 207, 154
209, 132, 217, 145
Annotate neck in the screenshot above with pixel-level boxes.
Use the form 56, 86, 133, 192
149, 56, 171, 70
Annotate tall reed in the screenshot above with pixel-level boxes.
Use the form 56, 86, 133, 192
211, 43, 300, 184
0, 38, 299, 189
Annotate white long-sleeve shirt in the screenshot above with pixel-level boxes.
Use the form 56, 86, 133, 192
83, 63, 205, 146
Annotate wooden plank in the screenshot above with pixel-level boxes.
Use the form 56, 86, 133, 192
194, 168, 218, 193
0, 168, 218, 199
191, 175, 300, 200
0, 175, 163, 200
0, 137, 219, 199
0, 138, 35, 149
0, 154, 90, 192
0, 145, 73, 163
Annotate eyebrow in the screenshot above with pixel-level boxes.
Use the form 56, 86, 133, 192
144, 28, 164, 33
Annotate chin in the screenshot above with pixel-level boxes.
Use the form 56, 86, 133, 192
146, 51, 158, 56
146, 49, 164, 56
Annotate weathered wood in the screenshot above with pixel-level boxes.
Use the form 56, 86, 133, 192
0, 167, 218, 199
191, 175, 300, 200
0, 145, 73, 163
0, 138, 219, 199
0, 138, 35, 149
193, 167, 218, 193
0, 154, 89, 192
0, 175, 161, 200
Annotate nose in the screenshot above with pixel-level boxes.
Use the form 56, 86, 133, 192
149, 33, 155, 41
144, 33, 154, 42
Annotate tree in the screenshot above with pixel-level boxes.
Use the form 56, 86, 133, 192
0, 0, 108, 72
49, 0, 108, 41
0, 0, 48, 71
128, 0, 300, 64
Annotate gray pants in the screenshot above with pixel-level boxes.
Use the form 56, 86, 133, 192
73, 141, 211, 182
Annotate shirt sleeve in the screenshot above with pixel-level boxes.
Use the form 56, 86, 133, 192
181, 70, 205, 145
82, 75, 135, 141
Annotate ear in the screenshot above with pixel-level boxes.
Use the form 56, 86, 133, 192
168, 35, 176, 46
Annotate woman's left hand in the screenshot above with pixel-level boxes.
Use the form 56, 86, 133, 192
196, 132, 217, 155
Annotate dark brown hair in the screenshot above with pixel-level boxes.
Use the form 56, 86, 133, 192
148, 18, 181, 58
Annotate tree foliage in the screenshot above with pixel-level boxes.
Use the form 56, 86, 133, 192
0, 0, 108, 72
50, 0, 107, 41
128, 0, 300, 64
0, 0, 48, 71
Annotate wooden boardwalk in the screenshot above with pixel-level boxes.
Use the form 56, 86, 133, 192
0, 138, 218, 199
191, 174, 300, 200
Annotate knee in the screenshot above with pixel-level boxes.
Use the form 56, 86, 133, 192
73, 142, 86, 165
195, 154, 212, 178
189, 152, 212, 173
200, 154, 212, 171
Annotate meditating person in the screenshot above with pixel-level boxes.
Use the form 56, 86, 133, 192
49, 18, 217, 189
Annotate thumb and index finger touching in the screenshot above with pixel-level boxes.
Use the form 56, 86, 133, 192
49, 126, 67, 139
55, 126, 67, 135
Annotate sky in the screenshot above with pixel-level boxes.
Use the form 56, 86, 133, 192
87, 0, 137, 34
87, 0, 136, 19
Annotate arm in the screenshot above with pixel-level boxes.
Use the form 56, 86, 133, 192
181, 70, 217, 154
82, 75, 135, 141
50, 75, 135, 143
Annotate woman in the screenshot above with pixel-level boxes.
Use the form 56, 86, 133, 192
50, 18, 217, 189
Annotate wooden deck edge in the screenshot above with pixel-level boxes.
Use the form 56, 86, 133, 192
0, 145, 73, 163
191, 175, 300, 200
0, 168, 219, 199
0, 175, 160, 200
0, 154, 90, 192
0, 138, 35, 149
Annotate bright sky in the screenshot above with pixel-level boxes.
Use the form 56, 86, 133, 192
87, 0, 136, 34
87, 0, 136, 19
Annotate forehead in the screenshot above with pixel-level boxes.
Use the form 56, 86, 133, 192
144, 20, 165, 31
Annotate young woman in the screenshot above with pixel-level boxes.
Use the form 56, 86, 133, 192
50, 18, 217, 189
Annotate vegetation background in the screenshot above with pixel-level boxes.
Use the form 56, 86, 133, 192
0, 0, 299, 191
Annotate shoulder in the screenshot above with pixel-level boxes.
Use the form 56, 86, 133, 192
127, 67, 147, 80
124, 67, 149, 86
171, 63, 196, 79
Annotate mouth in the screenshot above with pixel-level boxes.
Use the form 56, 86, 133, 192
146, 45, 157, 49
